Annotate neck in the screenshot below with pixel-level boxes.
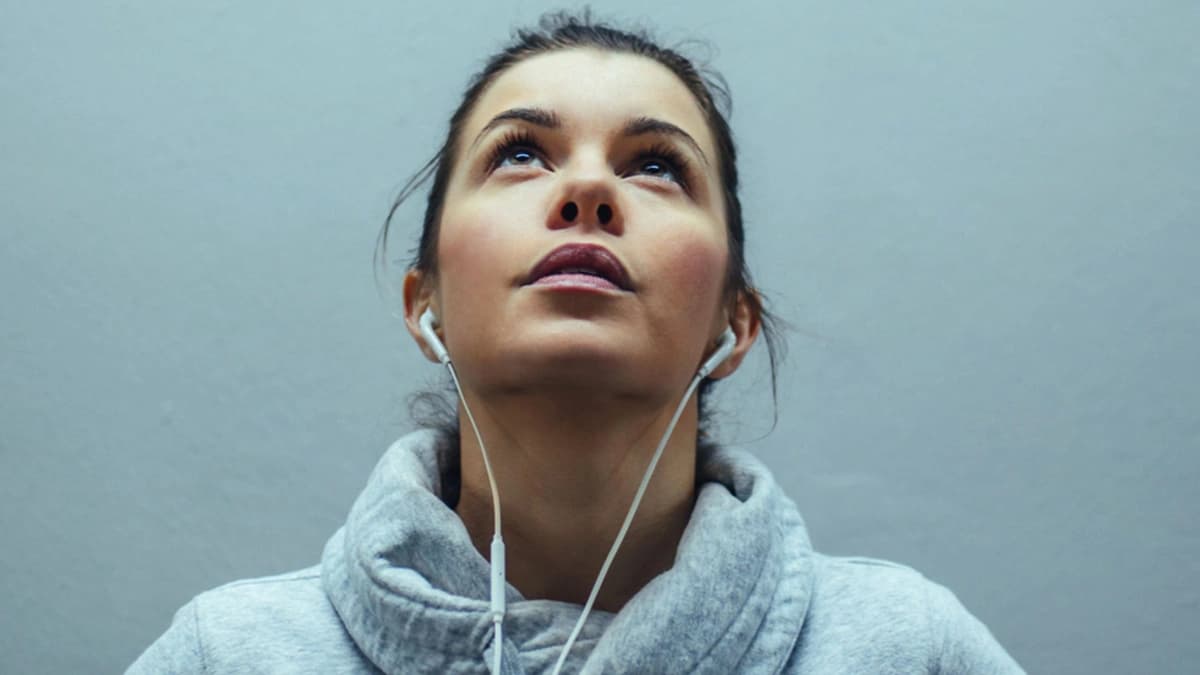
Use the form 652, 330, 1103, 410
452, 383, 700, 612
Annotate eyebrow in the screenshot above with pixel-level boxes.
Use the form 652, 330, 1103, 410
621, 115, 710, 166
467, 106, 710, 166
469, 107, 563, 150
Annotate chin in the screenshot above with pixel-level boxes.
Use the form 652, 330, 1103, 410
479, 338, 644, 395
523, 339, 630, 377
461, 319, 684, 395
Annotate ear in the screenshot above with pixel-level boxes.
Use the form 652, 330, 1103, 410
402, 268, 442, 364
707, 288, 762, 380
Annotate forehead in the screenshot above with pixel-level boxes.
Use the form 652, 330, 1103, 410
462, 48, 715, 153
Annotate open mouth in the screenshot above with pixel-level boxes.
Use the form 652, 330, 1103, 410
525, 243, 633, 292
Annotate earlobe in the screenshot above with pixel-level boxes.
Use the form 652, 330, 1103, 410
699, 325, 737, 378
418, 308, 450, 364
706, 290, 763, 380
402, 269, 443, 364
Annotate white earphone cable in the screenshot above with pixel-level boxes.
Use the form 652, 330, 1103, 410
548, 371, 705, 675
445, 362, 502, 536
444, 361, 505, 675
425, 307, 734, 675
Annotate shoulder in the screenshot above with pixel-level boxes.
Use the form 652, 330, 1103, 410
126, 565, 377, 674
812, 554, 933, 614
795, 554, 1025, 674
191, 565, 329, 623
805, 554, 939, 651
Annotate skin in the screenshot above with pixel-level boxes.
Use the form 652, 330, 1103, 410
403, 48, 761, 612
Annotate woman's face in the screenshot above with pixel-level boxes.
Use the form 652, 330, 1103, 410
412, 48, 734, 397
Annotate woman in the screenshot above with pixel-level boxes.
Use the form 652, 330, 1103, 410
129, 11, 1024, 674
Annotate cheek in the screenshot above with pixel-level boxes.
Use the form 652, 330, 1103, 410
437, 205, 516, 291
440, 212, 486, 263
434, 212, 513, 358
658, 233, 728, 312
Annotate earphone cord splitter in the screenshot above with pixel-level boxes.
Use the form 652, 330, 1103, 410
445, 359, 707, 675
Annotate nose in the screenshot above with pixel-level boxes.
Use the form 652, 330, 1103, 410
559, 200, 614, 226
548, 171, 623, 235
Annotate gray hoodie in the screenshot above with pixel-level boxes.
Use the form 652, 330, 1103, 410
128, 430, 1025, 674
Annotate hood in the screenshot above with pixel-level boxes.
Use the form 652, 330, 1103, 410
321, 429, 814, 674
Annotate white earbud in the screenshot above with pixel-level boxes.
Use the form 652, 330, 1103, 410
418, 308, 450, 364
698, 326, 737, 378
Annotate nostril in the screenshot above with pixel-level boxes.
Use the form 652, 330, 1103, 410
561, 201, 579, 222
597, 203, 613, 225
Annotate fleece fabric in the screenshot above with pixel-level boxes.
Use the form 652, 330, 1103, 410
128, 429, 1025, 674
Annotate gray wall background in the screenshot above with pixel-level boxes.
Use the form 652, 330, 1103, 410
2, 1, 1196, 673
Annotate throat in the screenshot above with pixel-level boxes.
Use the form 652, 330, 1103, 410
449, 384, 703, 610
455, 479, 694, 611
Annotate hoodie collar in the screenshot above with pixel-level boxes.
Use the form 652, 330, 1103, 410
322, 430, 813, 674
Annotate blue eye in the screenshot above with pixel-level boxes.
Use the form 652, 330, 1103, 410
630, 143, 690, 190
637, 159, 676, 182
497, 146, 543, 168
488, 130, 547, 171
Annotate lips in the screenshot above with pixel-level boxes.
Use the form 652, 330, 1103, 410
525, 243, 633, 291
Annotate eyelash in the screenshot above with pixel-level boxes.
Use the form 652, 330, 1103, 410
634, 142, 691, 189
484, 130, 693, 190
485, 129, 542, 171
